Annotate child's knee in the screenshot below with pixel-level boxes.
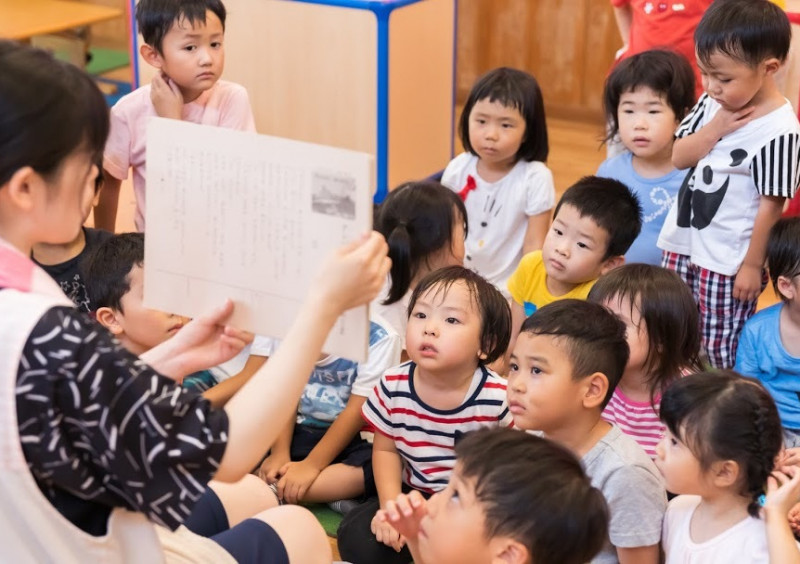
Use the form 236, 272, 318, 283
254, 505, 331, 564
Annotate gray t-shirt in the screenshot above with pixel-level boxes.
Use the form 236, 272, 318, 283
583, 425, 667, 564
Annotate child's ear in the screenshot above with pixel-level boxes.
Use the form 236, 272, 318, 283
95, 307, 124, 336
139, 44, 163, 69
763, 57, 782, 76
490, 536, 529, 564
3, 166, 41, 212
710, 459, 740, 489
776, 275, 796, 301
599, 255, 625, 276
582, 372, 609, 410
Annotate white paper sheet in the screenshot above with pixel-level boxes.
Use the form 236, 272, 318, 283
143, 118, 374, 362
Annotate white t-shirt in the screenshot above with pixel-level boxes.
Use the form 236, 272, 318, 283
441, 153, 555, 293
657, 95, 800, 276
663, 495, 772, 563
370, 277, 411, 349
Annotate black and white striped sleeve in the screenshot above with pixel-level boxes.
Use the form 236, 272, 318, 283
675, 94, 709, 139
16, 306, 230, 530
751, 133, 800, 198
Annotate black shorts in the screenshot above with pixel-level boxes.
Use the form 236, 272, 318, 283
290, 424, 376, 496
184, 487, 289, 564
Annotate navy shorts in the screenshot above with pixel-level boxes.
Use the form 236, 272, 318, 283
185, 487, 289, 564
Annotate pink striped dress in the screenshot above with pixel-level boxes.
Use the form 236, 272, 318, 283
602, 388, 664, 458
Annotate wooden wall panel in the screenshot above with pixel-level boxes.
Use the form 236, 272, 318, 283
456, 0, 621, 122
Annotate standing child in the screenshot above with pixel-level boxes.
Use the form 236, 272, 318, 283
97, 0, 255, 232
735, 217, 800, 446
441, 67, 555, 295
373, 181, 467, 346
337, 266, 513, 564
508, 299, 666, 564
377, 427, 610, 564
589, 264, 704, 458
658, 0, 800, 369
599, 49, 696, 265
656, 371, 785, 562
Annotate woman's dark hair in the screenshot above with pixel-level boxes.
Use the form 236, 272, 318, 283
660, 371, 783, 517
588, 264, 704, 405
767, 217, 800, 302
136, 0, 227, 53
603, 49, 696, 144
375, 181, 467, 306
459, 67, 548, 163
0, 41, 109, 188
457, 428, 609, 564
695, 0, 791, 67
408, 266, 511, 365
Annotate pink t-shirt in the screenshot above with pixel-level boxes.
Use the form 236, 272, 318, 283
103, 80, 256, 231
602, 387, 664, 459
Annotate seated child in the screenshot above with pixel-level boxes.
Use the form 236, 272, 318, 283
508, 299, 666, 563
507, 176, 642, 341
257, 316, 402, 509
97, 0, 255, 232
598, 49, 696, 265
337, 266, 514, 564
378, 427, 610, 564
82, 232, 215, 392
589, 264, 704, 457
656, 371, 787, 562
31, 166, 111, 312
658, 0, 800, 369
735, 217, 800, 447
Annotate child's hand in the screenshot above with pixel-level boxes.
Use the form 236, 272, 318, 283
766, 466, 800, 520
312, 232, 390, 316
257, 451, 290, 485
150, 72, 184, 120
733, 263, 763, 302
708, 105, 756, 138
784, 448, 800, 468
371, 511, 406, 552
377, 490, 428, 541
275, 460, 321, 504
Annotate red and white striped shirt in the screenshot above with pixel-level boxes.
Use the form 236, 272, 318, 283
602, 388, 664, 459
363, 361, 513, 493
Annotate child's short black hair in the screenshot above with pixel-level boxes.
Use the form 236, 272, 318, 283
376, 181, 467, 306
136, 0, 227, 53
603, 49, 696, 143
660, 371, 782, 517
456, 428, 609, 564
695, 0, 791, 67
553, 176, 643, 259
82, 233, 145, 312
408, 266, 511, 365
520, 299, 629, 408
459, 67, 549, 163
767, 217, 800, 302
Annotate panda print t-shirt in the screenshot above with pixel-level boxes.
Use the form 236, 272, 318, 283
657, 94, 800, 276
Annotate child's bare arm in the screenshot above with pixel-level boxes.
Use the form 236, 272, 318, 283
522, 211, 550, 255
617, 545, 659, 564
277, 394, 368, 503
257, 411, 295, 484
765, 468, 800, 564
372, 432, 406, 551
672, 106, 756, 170
733, 195, 785, 302
203, 354, 267, 408
612, 4, 632, 48
93, 173, 121, 232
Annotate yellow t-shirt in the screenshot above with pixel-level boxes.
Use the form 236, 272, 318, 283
507, 251, 596, 316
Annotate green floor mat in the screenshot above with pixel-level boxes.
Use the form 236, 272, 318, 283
86, 47, 129, 75
308, 504, 343, 537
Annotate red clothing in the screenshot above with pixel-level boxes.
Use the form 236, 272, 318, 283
612, 0, 713, 99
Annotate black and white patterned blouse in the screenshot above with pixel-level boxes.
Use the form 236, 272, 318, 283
15, 306, 230, 536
